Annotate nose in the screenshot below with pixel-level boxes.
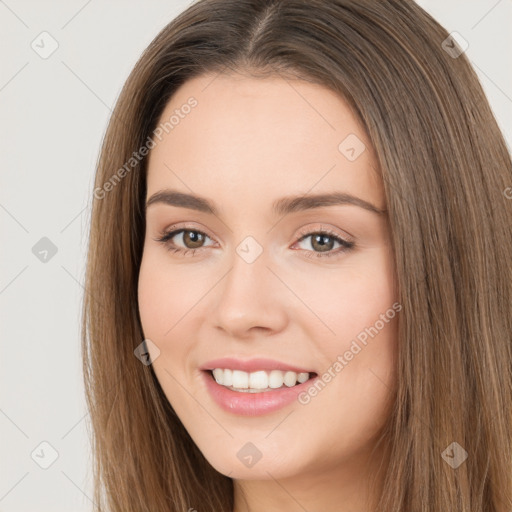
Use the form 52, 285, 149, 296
211, 246, 289, 339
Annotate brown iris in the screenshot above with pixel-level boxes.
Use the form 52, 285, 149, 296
309, 233, 335, 252
182, 230, 206, 249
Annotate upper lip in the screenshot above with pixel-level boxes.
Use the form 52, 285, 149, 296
200, 357, 315, 374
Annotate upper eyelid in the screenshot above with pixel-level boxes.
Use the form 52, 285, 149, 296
159, 227, 214, 244
159, 225, 353, 247
159, 222, 215, 239
295, 223, 355, 245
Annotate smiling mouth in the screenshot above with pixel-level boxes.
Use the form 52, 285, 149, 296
207, 368, 317, 393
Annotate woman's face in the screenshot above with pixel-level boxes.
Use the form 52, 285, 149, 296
138, 72, 399, 483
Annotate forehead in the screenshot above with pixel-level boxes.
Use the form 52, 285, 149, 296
146, 72, 384, 214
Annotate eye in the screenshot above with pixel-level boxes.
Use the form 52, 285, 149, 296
154, 227, 215, 256
154, 224, 355, 259
293, 228, 355, 259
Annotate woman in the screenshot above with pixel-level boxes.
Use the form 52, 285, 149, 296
82, 0, 512, 510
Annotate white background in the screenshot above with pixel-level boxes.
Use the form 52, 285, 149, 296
1, 1, 511, 510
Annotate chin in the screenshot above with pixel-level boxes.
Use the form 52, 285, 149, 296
197, 439, 311, 481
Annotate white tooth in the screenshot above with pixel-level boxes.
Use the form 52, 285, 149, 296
249, 370, 268, 389
223, 368, 233, 386
214, 368, 310, 391
268, 370, 285, 388
297, 372, 309, 384
232, 370, 249, 389
212, 368, 224, 385
284, 371, 298, 387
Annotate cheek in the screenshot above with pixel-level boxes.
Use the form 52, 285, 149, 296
137, 252, 212, 387
137, 252, 206, 338
137, 257, 191, 383
297, 316, 398, 462
284, 249, 397, 347
137, 256, 194, 406
295, 250, 399, 429
138, 258, 168, 339
330, 269, 398, 396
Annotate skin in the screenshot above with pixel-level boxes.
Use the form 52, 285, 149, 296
138, 71, 399, 512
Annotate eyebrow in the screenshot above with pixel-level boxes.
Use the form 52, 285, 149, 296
145, 189, 386, 216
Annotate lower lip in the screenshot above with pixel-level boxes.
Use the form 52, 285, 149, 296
201, 371, 317, 416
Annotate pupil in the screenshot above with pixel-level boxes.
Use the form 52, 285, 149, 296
184, 231, 204, 248
312, 234, 333, 252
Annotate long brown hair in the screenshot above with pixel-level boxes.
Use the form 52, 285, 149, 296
82, 1, 512, 510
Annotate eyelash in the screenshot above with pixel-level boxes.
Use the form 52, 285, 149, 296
154, 226, 355, 259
